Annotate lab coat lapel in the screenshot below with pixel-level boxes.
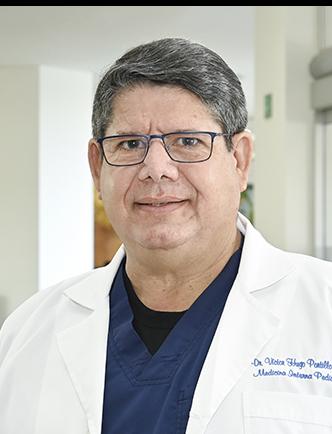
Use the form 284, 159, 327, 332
56, 247, 125, 434
186, 214, 295, 433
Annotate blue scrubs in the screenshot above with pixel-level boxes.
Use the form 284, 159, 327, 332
101, 243, 242, 434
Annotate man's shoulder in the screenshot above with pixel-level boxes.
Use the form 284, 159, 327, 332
7, 269, 95, 321
287, 250, 332, 284
290, 250, 332, 269
0, 268, 98, 363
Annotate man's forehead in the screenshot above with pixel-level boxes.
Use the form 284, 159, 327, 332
108, 84, 217, 134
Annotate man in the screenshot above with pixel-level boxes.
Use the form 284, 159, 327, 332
1, 38, 332, 434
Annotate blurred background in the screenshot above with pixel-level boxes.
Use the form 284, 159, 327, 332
0, 6, 331, 325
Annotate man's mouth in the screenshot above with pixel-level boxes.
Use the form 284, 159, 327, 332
138, 200, 184, 206
135, 197, 187, 211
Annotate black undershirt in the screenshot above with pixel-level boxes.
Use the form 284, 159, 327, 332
123, 266, 187, 355
122, 234, 244, 355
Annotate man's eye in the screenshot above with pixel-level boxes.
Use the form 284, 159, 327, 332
119, 140, 145, 150
179, 137, 199, 147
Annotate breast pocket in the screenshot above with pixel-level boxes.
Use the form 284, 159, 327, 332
243, 390, 332, 434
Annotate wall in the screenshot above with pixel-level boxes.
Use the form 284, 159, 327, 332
254, 6, 317, 254
0, 66, 39, 320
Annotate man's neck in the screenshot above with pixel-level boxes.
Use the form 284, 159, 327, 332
124, 229, 242, 312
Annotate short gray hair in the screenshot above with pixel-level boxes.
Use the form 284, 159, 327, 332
92, 37, 248, 151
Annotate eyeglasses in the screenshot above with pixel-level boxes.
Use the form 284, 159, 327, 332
97, 131, 232, 166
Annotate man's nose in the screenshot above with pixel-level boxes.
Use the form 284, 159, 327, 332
137, 138, 179, 183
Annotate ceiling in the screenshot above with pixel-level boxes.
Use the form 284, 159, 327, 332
0, 6, 255, 114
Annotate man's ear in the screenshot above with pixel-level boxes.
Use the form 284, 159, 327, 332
88, 139, 103, 198
231, 130, 254, 192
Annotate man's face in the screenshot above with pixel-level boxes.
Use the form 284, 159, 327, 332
89, 84, 252, 253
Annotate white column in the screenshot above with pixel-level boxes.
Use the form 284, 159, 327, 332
0, 65, 94, 324
254, 6, 317, 254
38, 66, 94, 290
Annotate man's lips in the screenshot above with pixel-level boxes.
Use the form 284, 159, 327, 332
135, 196, 186, 206
134, 197, 187, 211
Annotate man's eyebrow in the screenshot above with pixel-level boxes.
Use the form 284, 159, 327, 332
109, 128, 201, 135
107, 131, 141, 135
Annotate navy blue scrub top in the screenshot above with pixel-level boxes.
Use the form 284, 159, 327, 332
101, 238, 243, 434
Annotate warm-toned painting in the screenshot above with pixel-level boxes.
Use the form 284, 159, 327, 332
94, 189, 121, 268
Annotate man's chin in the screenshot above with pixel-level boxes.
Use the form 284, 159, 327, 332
137, 232, 189, 251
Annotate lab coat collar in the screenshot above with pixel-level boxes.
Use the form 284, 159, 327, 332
58, 246, 125, 434
236, 212, 294, 292
63, 244, 125, 310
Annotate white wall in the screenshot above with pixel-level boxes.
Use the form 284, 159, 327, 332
254, 6, 317, 254
0, 66, 39, 321
39, 66, 94, 289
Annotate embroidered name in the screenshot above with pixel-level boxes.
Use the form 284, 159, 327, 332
251, 357, 332, 382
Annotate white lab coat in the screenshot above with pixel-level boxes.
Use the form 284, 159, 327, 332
1, 213, 332, 434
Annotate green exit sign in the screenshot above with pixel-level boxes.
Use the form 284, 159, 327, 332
264, 93, 273, 118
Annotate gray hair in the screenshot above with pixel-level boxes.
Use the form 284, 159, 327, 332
92, 37, 248, 151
